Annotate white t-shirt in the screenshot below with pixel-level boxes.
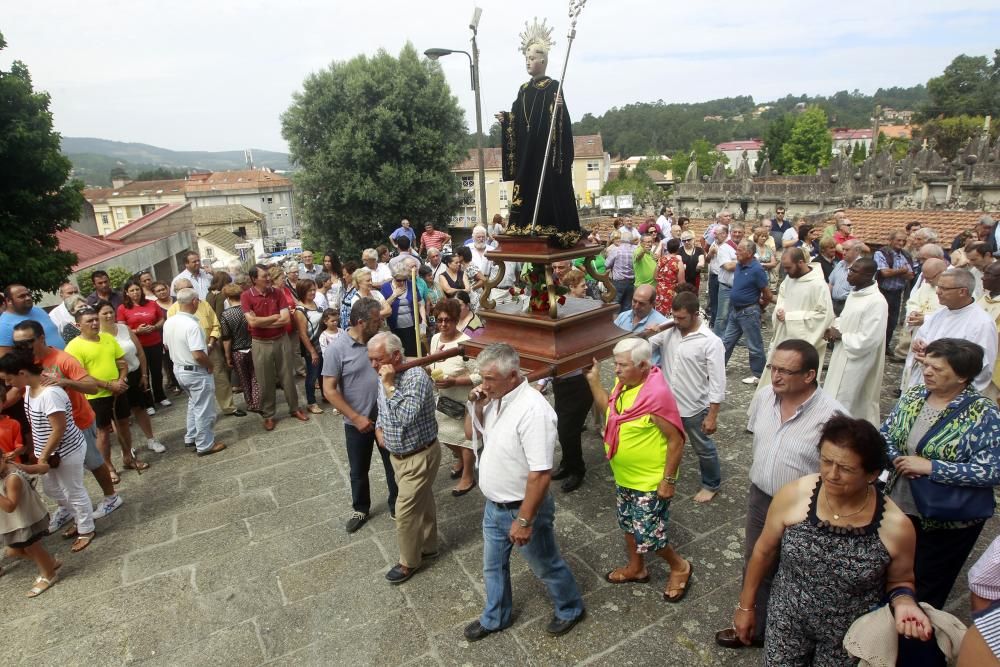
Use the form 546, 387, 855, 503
112, 323, 140, 372
163, 311, 207, 368
716, 242, 738, 287
476, 379, 556, 503
25, 385, 85, 457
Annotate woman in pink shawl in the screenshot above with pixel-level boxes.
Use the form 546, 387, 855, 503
585, 337, 694, 603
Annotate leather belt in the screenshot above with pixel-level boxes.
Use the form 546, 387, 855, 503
391, 438, 438, 460
491, 499, 523, 510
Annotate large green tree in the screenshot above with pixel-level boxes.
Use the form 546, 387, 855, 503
781, 107, 832, 175
916, 115, 1000, 159
282, 44, 466, 256
922, 51, 1000, 120
0, 32, 81, 294
760, 113, 795, 173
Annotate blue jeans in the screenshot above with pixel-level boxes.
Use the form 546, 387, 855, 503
612, 279, 634, 314
344, 424, 398, 515
708, 273, 719, 327
480, 493, 584, 630
713, 284, 731, 338
681, 409, 721, 492
302, 349, 321, 406
176, 366, 217, 452
722, 304, 766, 378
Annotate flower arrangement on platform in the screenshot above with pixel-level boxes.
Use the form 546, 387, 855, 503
508, 265, 568, 312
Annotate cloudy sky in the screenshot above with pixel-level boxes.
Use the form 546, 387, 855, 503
3, 0, 998, 154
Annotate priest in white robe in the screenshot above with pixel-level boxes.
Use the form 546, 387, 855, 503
977, 261, 1000, 402
759, 247, 834, 388
823, 258, 888, 424
904, 267, 998, 392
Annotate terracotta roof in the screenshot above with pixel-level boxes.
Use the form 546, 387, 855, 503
183, 169, 291, 192
55, 228, 155, 271
835, 209, 987, 246
574, 134, 604, 157
82, 187, 114, 204
105, 202, 191, 241
716, 140, 763, 151
453, 147, 502, 172
102, 179, 188, 198
879, 125, 913, 139
199, 228, 243, 256
192, 204, 262, 226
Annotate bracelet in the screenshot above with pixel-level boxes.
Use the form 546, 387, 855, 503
889, 586, 916, 604
662, 475, 678, 485
735, 602, 755, 612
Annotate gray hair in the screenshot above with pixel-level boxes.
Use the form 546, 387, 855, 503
227, 258, 243, 272
979, 215, 995, 227
283, 260, 299, 273
391, 265, 410, 281
368, 331, 403, 357
914, 227, 939, 243
426, 247, 441, 257
64, 294, 87, 312
313, 271, 331, 286
739, 239, 756, 254
918, 243, 945, 259
942, 267, 976, 294
613, 337, 652, 366
173, 277, 193, 291
477, 343, 520, 376
176, 287, 198, 305
362, 248, 378, 262
472, 224, 488, 238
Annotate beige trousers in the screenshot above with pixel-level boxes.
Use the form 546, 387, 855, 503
250, 335, 300, 419
389, 440, 441, 569
209, 344, 236, 414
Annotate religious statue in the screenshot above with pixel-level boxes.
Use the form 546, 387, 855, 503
496, 18, 581, 247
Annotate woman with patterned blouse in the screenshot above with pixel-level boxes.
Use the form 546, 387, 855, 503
881, 337, 1000, 609
219, 283, 260, 413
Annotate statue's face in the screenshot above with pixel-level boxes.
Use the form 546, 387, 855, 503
525, 47, 547, 77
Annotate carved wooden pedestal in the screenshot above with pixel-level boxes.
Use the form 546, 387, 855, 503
462, 235, 630, 378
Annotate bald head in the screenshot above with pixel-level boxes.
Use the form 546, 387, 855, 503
920, 258, 948, 285
631, 284, 656, 319
917, 243, 944, 261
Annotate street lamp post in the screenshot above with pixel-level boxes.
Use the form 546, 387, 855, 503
425, 7, 488, 228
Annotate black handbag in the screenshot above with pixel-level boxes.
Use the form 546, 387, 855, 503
437, 395, 466, 420
908, 394, 995, 521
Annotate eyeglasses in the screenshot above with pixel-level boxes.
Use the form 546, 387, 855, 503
766, 364, 807, 377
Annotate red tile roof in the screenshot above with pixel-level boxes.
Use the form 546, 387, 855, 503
105, 202, 190, 241
184, 169, 291, 192
574, 134, 604, 157
834, 209, 986, 246
55, 228, 155, 271
716, 140, 763, 151
454, 147, 502, 172
832, 129, 874, 141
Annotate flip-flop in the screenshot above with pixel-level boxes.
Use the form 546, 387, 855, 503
123, 460, 150, 472
109, 469, 121, 485
71, 532, 95, 553
26, 574, 58, 598
62, 525, 78, 539
663, 561, 694, 603
605, 568, 650, 584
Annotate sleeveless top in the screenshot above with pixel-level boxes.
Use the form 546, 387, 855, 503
443, 271, 466, 291
0, 469, 49, 536
774, 479, 890, 615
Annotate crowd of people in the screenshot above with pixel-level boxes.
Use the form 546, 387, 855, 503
2, 210, 1000, 664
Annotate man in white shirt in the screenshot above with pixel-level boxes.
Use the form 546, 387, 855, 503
464, 343, 585, 642
361, 248, 392, 288
298, 251, 318, 281
650, 292, 725, 503
904, 267, 998, 392
163, 288, 224, 456
47, 281, 80, 332
656, 206, 673, 239
171, 251, 214, 299
712, 224, 740, 337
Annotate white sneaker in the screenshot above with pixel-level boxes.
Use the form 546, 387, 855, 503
145, 406, 156, 416
741, 376, 760, 385
92, 494, 124, 520
146, 438, 166, 453
48, 507, 73, 534
159, 399, 172, 407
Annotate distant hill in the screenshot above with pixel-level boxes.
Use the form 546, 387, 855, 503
61, 137, 292, 187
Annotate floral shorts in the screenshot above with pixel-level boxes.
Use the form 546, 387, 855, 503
615, 485, 671, 553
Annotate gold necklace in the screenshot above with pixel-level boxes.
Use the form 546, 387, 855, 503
823, 484, 870, 521
522, 78, 545, 131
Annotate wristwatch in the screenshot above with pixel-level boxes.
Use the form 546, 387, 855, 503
516, 516, 533, 528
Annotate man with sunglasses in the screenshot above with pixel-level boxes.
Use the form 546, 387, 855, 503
715, 339, 845, 650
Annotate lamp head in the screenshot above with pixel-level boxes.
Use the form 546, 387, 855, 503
470, 7, 482, 30
424, 48, 453, 60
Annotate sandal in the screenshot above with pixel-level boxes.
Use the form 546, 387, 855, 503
449, 466, 463, 480
71, 532, 95, 553
62, 525, 78, 540
605, 568, 650, 584
663, 561, 693, 603
123, 460, 150, 472
109, 469, 121, 485
27, 574, 58, 598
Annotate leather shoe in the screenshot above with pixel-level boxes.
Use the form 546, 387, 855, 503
197, 442, 227, 457
715, 627, 764, 649
228, 409, 247, 417
545, 609, 586, 636
291, 409, 310, 422
463, 620, 510, 642
551, 466, 569, 481
385, 563, 417, 584
263, 418, 276, 431
561, 474, 584, 493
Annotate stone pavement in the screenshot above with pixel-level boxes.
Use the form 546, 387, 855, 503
0, 345, 995, 666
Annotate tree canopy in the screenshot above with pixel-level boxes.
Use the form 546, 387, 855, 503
922, 51, 1000, 120
781, 107, 833, 175
0, 32, 82, 294
282, 43, 466, 256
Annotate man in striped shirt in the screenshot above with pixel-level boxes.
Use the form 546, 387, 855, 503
715, 339, 845, 650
